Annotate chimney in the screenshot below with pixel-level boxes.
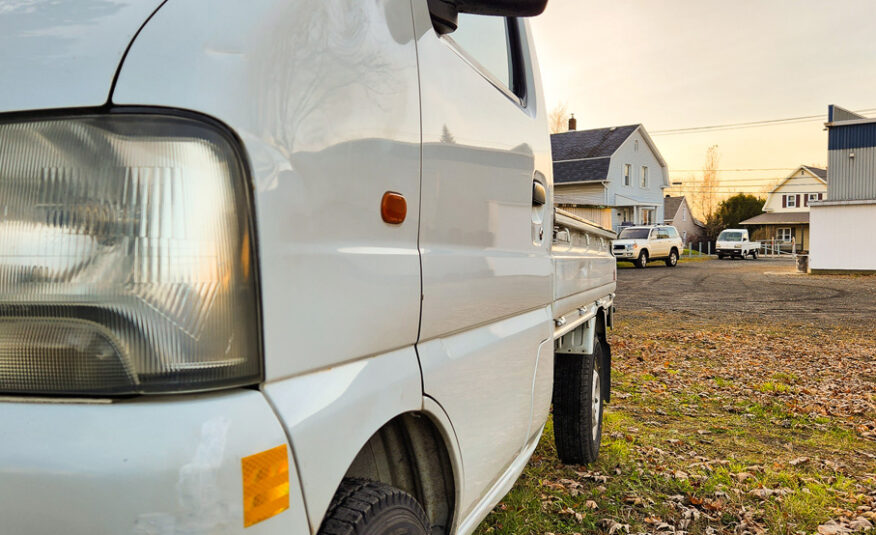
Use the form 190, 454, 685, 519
568, 113, 577, 131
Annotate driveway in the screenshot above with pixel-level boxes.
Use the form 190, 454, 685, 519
615, 257, 876, 325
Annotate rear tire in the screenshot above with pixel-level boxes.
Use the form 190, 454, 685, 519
751, 250, 758, 260
318, 478, 431, 535
665, 249, 679, 267
635, 250, 649, 268
717, 254, 724, 260
553, 342, 605, 465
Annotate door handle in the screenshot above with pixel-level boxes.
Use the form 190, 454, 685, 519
532, 181, 546, 206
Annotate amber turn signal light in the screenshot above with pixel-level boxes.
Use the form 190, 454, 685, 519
381, 191, 407, 224
241, 445, 290, 527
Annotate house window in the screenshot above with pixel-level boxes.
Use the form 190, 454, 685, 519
623, 164, 631, 186
785, 194, 797, 208
777, 228, 792, 242
634, 140, 639, 152
640, 166, 648, 188
682, 205, 687, 222
641, 208, 654, 224
805, 193, 821, 206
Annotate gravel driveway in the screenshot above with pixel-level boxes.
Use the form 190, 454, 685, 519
615, 257, 876, 325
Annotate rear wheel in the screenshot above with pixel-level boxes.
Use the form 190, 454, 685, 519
635, 250, 649, 268
751, 250, 758, 260
318, 478, 431, 535
717, 254, 724, 260
553, 342, 605, 465
665, 249, 678, 267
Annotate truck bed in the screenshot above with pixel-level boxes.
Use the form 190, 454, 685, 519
551, 208, 617, 336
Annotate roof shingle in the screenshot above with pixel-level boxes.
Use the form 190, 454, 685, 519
553, 158, 611, 183
803, 166, 827, 180
551, 125, 640, 161
663, 196, 684, 220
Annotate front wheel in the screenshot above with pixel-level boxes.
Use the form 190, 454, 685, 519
553, 342, 606, 465
665, 249, 679, 267
318, 479, 431, 535
635, 250, 649, 268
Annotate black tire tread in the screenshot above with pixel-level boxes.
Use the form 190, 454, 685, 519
319, 478, 431, 535
553, 343, 603, 465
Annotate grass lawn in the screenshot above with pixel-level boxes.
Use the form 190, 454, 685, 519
475, 314, 876, 535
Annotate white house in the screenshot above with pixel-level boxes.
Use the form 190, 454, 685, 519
551, 123, 669, 232
810, 105, 876, 273
739, 165, 827, 252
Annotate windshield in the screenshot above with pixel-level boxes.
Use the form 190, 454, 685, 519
619, 228, 651, 239
718, 231, 744, 241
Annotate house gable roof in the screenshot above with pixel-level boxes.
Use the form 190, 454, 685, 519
763, 165, 828, 210
663, 196, 684, 219
802, 166, 827, 180
551, 125, 639, 161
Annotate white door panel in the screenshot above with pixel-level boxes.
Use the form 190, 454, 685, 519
412, 4, 554, 520
417, 306, 551, 518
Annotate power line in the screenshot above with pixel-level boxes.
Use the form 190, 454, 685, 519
669, 168, 796, 172
650, 107, 876, 136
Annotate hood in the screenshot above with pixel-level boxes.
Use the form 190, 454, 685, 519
612, 239, 645, 246
0, 0, 166, 113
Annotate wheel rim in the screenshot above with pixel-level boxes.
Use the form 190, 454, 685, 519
671, 252, 677, 265
591, 365, 601, 441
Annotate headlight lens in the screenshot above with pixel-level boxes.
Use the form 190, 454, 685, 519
0, 113, 260, 395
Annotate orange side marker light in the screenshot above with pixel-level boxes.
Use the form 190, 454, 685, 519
241, 445, 290, 527
381, 191, 407, 224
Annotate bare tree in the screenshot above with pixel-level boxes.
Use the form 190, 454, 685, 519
548, 102, 569, 134
687, 145, 721, 221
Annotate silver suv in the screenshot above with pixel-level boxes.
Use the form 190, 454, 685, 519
612, 225, 685, 268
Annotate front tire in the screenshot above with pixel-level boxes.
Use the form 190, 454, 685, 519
635, 250, 649, 268
319, 479, 431, 535
665, 249, 679, 267
553, 342, 606, 465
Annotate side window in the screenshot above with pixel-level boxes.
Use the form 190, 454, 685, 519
449, 14, 519, 95
623, 164, 631, 186
640, 166, 648, 188
649, 229, 659, 240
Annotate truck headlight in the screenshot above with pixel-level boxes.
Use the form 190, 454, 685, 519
0, 113, 261, 395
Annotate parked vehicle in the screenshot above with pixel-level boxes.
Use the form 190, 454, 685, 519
0, 2, 617, 535
716, 229, 760, 259
612, 225, 684, 268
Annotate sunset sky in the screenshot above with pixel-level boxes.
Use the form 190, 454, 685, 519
530, 0, 876, 202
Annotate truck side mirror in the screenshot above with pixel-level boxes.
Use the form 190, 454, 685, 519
427, 0, 548, 34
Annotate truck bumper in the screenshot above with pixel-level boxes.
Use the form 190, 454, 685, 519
0, 390, 309, 535
716, 248, 743, 255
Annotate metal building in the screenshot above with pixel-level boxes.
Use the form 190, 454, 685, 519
809, 105, 876, 272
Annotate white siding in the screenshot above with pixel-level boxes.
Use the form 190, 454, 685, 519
605, 129, 667, 229
810, 202, 876, 271
554, 182, 606, 206
763, 170, 827, 212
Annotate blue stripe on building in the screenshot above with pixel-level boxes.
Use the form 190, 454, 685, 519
828, 123, 876, 151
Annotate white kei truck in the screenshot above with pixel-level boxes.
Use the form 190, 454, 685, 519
0, 1, 617, 534
716, 229, 761, 260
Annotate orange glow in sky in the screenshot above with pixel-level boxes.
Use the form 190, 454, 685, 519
531, 0, 876, 198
